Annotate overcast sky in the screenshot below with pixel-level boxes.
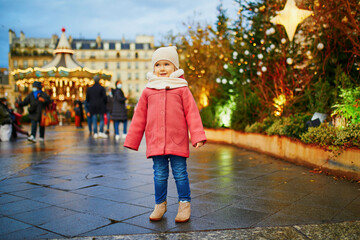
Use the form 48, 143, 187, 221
0, 0, 238, 68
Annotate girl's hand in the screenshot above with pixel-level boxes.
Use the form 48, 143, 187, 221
195, 141, 204, 149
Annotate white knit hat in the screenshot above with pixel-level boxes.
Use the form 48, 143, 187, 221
152, 46, 179, 70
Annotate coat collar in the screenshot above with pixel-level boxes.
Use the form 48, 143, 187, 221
146, 69, 188, 90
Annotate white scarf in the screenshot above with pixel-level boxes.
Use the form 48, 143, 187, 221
146, 69, 188, 90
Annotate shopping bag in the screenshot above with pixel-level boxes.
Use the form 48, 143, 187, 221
40, 109, 59, 127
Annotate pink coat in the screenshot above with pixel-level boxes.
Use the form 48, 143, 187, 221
124, 86, 206, 158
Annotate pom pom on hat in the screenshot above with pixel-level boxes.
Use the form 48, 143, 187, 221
152, 46, 179, 70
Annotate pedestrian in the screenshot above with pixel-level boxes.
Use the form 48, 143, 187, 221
15, 94, 24, 114
111, 80, 128, 141
74, 103, 82, 128
86, 75, 108, 138
105, 88, 113, 135
84, 100, 92, 135
124, 46, 206, 223
74, 98, 84, 128
16, 81, 51, 142
60, 101, 69, 126
0, 97, 13, 142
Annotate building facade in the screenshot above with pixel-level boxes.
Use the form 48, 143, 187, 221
8, 30, 155, 105
72, 34, 154, 99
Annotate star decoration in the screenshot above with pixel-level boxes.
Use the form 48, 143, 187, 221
270, 0, 313, 41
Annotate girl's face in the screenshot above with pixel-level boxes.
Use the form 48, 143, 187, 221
154, 60, 176, 77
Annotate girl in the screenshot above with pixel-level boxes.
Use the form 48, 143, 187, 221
124, 46, 206, 223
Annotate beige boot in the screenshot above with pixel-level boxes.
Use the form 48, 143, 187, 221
175, 201, 191, 223
149, 201, 167, 221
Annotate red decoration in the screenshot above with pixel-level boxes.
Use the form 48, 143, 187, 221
62, 27, 66, 32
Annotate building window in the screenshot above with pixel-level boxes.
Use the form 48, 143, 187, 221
135, 62, 139, 69
117, 73, 121, 80
104, 42, 109, 50
127, 62, 131, 69
128, 73, 131, 80
34, 60, 38, 67
105, 62, 108, 69
136, 84, 139, 92
117, 62, 120, 69
104, 52, 108, 58
23, 60, 28, 68
116, 52, 120, 58
13, 60, 18, 68
127, 52, 131, 58
135, 72, 139, 80
43, 60, 48, 66
135, 52, 139, 59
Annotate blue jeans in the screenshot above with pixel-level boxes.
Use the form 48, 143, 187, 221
92, 114, 104, 134
113, 120, 127, 135
152, 155, 191, 204
87, 114, 92, 133
31, 120, 45, 138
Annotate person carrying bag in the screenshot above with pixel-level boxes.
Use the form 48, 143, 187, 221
16, 81, 51, 142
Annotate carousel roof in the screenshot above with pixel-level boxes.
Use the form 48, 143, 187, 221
12, 28, 111, 82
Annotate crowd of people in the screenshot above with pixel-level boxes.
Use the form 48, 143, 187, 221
0, 76, 128, 143
85, 75, 128, 140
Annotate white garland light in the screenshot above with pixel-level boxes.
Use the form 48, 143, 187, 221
317, 42, 324, 50
261, 66, 267, 72
258, 54, 264, 59
286, 57, 293, 65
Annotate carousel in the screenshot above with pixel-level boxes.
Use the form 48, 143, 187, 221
12, 28, 112, 103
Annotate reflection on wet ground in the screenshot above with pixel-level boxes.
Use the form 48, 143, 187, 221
0, 125, 359, 239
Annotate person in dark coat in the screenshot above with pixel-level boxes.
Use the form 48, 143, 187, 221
74, 99, 84, 127
111, 80, 128, 141
86, 75, 107, 138
0, 97, 13, 141
105, 88, 114, 134
16, 81, 51, 142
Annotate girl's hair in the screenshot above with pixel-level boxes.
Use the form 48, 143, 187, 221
115, 80, 122, 86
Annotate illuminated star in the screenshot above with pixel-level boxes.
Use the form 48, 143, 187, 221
270, 0, 313, 41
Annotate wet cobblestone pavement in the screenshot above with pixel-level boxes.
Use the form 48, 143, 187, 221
0, 126, 359, 239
